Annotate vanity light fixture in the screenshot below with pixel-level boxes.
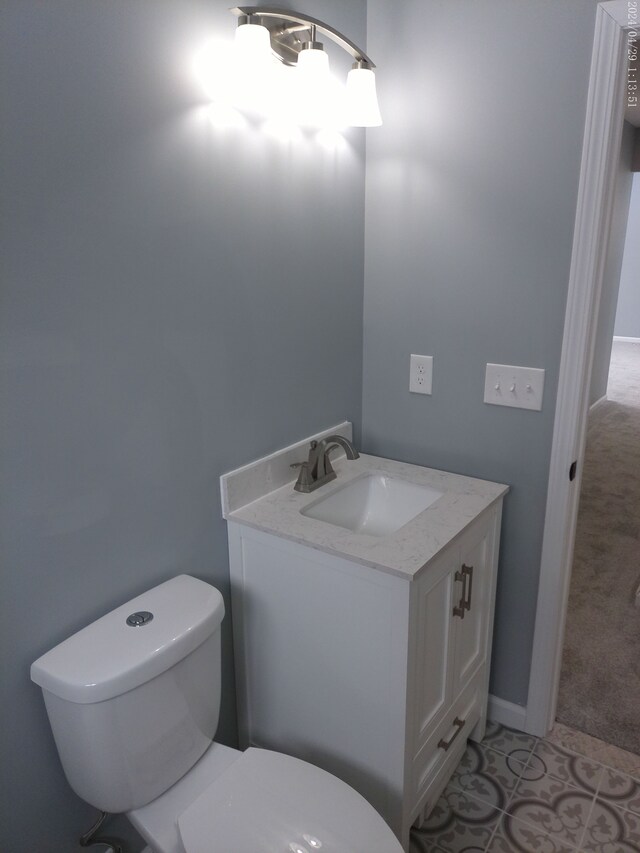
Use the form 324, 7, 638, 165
229, 6, 382, 127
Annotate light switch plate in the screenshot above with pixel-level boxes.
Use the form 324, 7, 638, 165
409, 354, 433, 395
484, 363, 545, 410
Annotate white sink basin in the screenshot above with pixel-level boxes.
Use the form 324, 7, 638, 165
301, 472, 443, 537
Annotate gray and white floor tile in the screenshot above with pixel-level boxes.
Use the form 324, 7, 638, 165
449, 742, 528, 810
487, 812, 577, 852
409, 720, 640, 853
409, 786, 501, 852
523, 739, 602, 793
506, 780, 591, 850
580, 797, 640, 852
595, 765, 640, 814
481, 720, 537, 760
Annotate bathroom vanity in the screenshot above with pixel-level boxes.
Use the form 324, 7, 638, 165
222, 427, 508, 851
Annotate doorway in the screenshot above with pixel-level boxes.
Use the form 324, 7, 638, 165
556, 147, 639, 751
525, 0, 637, 737
556, 334, 640, 752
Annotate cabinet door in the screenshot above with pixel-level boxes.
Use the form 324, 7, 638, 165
411, 550, 456, 751
450, 518, 494, 698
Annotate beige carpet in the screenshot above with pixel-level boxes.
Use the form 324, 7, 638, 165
556, 340, 640, 756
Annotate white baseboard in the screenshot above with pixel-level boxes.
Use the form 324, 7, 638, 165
487, 695, 528, 732
613, 336, 640, 343
589, 394, 607, 413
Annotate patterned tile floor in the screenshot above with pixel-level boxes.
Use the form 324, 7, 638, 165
409, 721, 640, 852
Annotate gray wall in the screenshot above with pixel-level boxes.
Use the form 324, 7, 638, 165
362, 0, 597, 707
0, 2, 365, 850
614, 171, 640, 338
590, 121, 635, 404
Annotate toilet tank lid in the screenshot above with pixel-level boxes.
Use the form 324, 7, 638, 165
30, 575, 224, 704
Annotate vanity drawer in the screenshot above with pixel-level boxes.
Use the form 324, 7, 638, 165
410, 669, 483, 816
411, 723, 468, 832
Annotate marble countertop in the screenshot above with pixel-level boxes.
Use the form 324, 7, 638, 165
225, 452, 509, 579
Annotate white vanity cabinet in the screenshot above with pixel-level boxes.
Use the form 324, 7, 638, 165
227, 498, 503, 851
408, 508, 499, 829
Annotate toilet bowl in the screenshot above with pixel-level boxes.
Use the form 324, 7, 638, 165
31, 575, 403, 853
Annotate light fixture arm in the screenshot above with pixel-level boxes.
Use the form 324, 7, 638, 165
230, 6, 375, 68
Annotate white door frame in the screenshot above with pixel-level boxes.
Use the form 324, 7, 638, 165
525, 1, 632, 736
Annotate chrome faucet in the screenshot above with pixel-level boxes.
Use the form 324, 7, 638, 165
291, 435, 360, 493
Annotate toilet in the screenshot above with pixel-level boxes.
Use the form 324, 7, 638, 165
31, 575, 403, 853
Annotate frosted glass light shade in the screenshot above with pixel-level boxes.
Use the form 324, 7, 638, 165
234, 22, 271, 60
297, 46, 330, 80
345, 66, 382, 127
294, 45, 337, 128
232, 22, 276, 116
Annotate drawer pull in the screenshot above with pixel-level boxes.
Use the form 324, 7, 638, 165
452, 564, 473, 618
438, 716, 465, 751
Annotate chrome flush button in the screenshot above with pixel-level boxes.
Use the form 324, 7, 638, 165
126, 611, 154, 627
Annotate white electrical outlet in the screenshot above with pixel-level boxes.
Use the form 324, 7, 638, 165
484, 363, 545, 410
409, 354, 433, 395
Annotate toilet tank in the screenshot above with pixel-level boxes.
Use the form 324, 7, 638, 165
30, 575, 225, 814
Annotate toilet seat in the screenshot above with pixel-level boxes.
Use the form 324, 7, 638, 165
130, 742, 403, 853
178, 747, 403, 853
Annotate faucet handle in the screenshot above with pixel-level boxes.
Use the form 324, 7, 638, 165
291, 460, 313, 492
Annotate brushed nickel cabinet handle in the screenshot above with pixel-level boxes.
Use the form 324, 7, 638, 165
438, 716, 466, 751
461, 563, 473, 611
452, 570, 465, 618
452, 564, 473, 618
